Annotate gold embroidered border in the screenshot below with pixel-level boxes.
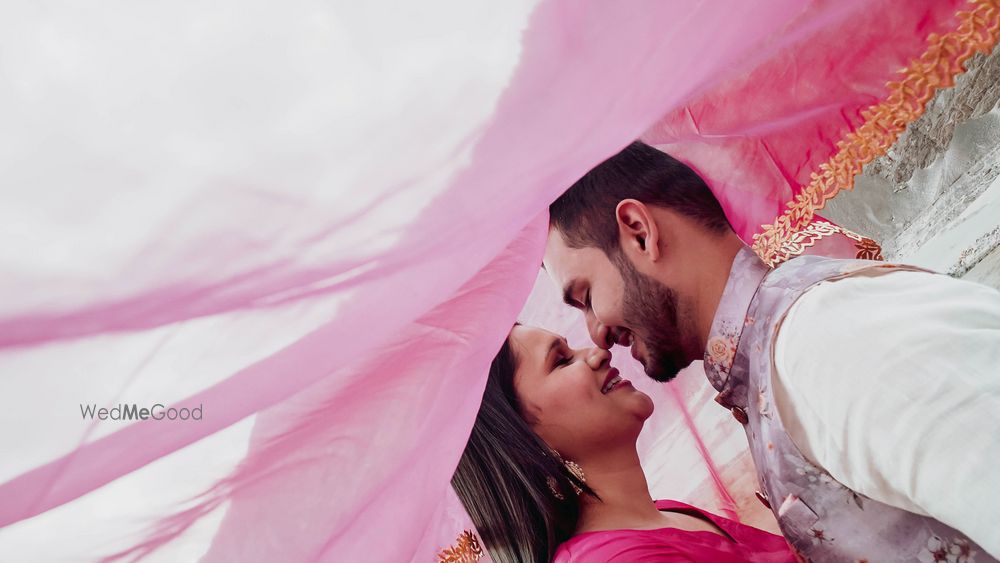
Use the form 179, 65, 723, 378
752, 0, 1000, 267
437, 530, 484, 563
779, 220, 884, 261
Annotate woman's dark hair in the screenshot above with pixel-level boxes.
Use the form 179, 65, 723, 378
451, 333, 596, 563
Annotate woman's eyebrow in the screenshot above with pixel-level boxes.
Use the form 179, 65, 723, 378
545, 336, 569, 365
545, 336, 572, 368
545, 337, 561, 366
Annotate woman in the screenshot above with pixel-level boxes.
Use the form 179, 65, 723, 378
452, 325, 796, 562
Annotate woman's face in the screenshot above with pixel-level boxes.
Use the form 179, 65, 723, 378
509, 325, 654, 463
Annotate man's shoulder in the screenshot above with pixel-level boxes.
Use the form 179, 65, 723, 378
777, 262, 1000, 350
767, 254, 945, 291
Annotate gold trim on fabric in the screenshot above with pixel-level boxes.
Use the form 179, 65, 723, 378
778, 221, 884, 262
437, 530, 485, 562
752, 0, 1000, 267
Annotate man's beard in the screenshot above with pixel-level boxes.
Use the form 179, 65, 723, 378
615, 256, 687, 382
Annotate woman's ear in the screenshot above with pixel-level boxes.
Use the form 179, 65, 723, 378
615, 199, 661, 263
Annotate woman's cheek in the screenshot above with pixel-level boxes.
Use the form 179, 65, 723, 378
546, 383, 589, 413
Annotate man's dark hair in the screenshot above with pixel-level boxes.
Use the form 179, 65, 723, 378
549, 141, 731, 258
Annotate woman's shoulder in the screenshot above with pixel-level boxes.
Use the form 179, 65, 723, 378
553, 529, 688, 563
552, 501, 700, 563
553, 499, 796, 563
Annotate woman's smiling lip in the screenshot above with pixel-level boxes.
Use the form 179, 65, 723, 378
601, 368, 624, 394
611, 379, 632, 392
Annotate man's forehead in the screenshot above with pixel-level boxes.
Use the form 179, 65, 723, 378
543, 229, 601, 283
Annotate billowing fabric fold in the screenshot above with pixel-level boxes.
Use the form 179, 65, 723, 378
1, 1, 995, 561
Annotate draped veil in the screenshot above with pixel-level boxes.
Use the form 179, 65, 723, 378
0, 1, 996, 561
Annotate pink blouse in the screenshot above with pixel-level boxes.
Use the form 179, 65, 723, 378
553, 500, 798, 562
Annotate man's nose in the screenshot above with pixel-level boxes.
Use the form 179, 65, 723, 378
586, 313, 612, 350
585, 347, 612, 370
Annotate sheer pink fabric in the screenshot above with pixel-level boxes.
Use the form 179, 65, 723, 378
644, 0, 965, 243
0, 1, 973, 561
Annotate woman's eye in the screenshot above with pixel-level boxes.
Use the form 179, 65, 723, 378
585, 291, 591, 308
556, 355, 571, 367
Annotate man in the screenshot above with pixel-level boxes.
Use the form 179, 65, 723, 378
542, 141, 1000, 561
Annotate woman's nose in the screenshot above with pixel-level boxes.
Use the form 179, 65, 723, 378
584, 347, 611, 370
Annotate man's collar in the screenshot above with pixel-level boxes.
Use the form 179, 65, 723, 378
702, 246, 770, 391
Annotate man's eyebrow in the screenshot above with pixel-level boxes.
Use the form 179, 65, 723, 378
561, 278, 580, 307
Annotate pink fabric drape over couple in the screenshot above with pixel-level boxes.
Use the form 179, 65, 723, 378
0, 1, 993, 561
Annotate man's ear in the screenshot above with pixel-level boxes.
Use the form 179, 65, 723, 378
615, 199, 661, 263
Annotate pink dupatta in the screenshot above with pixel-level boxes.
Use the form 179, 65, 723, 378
0, 1, 996, 561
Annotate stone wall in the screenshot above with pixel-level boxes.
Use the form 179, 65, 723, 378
822, 44, 1000, 289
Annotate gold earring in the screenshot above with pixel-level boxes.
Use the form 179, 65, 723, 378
546, 475, 565, 500
548, 451, 586, 499
564, 460, 586, 493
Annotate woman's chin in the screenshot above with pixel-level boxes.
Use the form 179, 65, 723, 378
622, 385, 655, 420
634, 393, 655, 419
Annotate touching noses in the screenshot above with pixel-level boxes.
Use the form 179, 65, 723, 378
584, 346, 611, 371
585, 312, 613, 350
